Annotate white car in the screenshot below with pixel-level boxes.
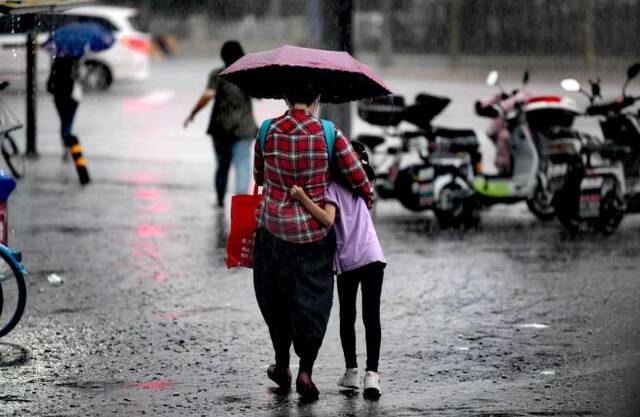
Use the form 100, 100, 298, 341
0, 5, 150, 90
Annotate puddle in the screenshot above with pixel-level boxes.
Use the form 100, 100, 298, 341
142, 202, 171, 214
56, 380, 124, 391
517, 323, 549, 329
127, 380, 175, 390
135, 189, 162, 200
135, 224, 166, 238
158, 305, 245, 321
0, 395, 31, 403
0, 343, 30, 368
24, 225, 102, 236
120, 172, 160, 185
218, 395, 245, 404
50, 306, 94, 315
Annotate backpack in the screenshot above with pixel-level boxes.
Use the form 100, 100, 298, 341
258, 118, 335, 161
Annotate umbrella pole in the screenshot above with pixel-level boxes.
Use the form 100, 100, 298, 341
25, 13, 39, 157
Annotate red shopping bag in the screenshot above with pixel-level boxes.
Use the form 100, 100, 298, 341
226, 186, 262, 268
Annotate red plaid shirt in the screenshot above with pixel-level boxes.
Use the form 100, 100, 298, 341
254, 109, 374, 244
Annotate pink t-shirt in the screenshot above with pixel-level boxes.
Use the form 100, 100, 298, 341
325, 182, 386, 275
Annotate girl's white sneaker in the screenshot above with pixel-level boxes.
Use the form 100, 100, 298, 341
363, 371, 381, 399
337, 368, 359, 389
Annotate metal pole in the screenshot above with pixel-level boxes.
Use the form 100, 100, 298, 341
584, 0, 596, 72
379, 0, 393, 67
448, 0, 462, 68
269, 0, 281, 17
321, 0, 353, 137
25, 13, 38, 157
306, 0, 321, 48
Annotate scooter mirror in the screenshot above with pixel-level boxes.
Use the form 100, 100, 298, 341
486, 70, 499, 86
561, 78, 581, 92
627, 63, 640, 81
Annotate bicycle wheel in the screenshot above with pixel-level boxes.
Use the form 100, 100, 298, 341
0, 250, 26, 338
1, 133, 25, 179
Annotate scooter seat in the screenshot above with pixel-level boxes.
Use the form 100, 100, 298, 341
433, 127, 476, 139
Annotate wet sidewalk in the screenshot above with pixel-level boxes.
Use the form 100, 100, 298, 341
0, 58, 639, 416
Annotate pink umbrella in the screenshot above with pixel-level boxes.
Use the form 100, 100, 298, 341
219, 44, 392, 103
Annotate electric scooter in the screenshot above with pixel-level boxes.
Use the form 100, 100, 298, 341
357, 94, 481, 228
549, 63, 639, 233
471, 70, 577, 220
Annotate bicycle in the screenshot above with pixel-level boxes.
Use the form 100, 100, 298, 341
0, 81, 26, 179
0, 170, 26, 337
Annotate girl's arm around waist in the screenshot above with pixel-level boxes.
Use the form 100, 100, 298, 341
290, 185, 336, 227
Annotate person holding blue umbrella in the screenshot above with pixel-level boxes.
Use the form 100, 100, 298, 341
44, 22, 114, 185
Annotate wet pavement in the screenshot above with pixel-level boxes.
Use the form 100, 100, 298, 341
1, 58, 640, 416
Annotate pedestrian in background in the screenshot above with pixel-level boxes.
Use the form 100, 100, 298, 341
290, 142, 385, 400
184, 40, 257, 207
47, 56, 81, 156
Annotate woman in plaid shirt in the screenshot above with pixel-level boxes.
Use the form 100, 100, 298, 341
253, 83, 374, 401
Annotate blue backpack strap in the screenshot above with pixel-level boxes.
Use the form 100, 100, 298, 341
320, 119, 335, 162
259, 118, 274, 154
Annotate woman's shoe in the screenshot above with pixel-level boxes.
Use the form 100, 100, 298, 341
337, 368, 359, 389
267, 364, 291, 388
363, 371, 381, 400
296, 371, 319, 402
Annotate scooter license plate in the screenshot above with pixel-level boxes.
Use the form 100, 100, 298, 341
548, 163, 567, 178
579, 193, 601, 218
417, 167, 435, 181
581, 176, 604, 189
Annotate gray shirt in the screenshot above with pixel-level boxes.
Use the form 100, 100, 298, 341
206, 67, 257, 139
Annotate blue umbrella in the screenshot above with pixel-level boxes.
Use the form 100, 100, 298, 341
44, 22, 115, 59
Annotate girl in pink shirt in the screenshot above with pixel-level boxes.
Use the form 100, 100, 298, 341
290, 144, 385, 399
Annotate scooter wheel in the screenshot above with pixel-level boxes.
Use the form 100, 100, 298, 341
526, 180, 556, 221
597, 178, 624, 235
434, 184, 478, 230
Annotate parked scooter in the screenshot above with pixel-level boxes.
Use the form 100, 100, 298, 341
356, 94, 481, 228
472, 70, 573, 221
550, 63, 639, 233
357, 70, 578, 227
594, 63, 640, 213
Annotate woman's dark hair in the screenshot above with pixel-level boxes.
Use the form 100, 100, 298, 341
220, 40, 244, 67
283, 82, 320, 106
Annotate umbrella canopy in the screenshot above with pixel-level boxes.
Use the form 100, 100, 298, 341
0, 0, 89, 16
43, 22, 114, 59
219, 45, 392, 103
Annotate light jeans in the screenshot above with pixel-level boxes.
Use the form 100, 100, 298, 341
231, 137, 253, 194
212, 136, 253, 204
